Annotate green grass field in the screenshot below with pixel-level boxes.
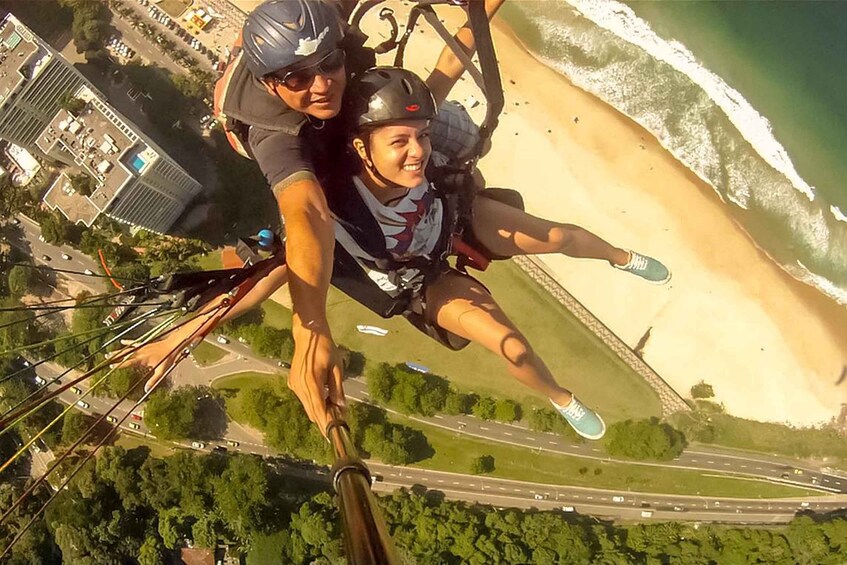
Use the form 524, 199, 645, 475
115, 434, 180, 459
325, 261, 662, 423
394, 416, 814, 499
211, 372, 280, 424
192, 340, 227, 366
195, 251, 223, 271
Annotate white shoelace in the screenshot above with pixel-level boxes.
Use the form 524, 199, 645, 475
562, 400, 586, 420
627, 252, 648, 271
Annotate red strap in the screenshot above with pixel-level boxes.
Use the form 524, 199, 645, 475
451, 237, 490, 271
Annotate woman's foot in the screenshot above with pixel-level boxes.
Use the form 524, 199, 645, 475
551, 397, 606, 440
614, 251, 671, 284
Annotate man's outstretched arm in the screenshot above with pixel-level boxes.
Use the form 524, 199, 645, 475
276, 174, 345, 436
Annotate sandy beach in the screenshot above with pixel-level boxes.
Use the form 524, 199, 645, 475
355, 3, 847, 426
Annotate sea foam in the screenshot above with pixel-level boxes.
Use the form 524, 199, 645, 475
565, 0, 817, 202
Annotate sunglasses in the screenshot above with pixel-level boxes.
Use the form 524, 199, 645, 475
271, 49, 346, 91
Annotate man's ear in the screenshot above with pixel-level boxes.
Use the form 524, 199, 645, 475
260, 78, 277, 95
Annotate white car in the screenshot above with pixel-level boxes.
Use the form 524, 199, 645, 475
34, 375, 46, 385
61, 253, 71, 260
84, 268, 94, 275
562, 506, 575, 512
640, 510, 654, 518
76, 400, 90, 409
533, 494, 544, 500
612, 496, 625, 503
216, 335, 229, 345
191, 441, 206, 449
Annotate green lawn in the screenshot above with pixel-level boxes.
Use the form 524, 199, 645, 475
212, 372, 280, 424
115, 434, 180, 459
261, 300, 292, 330
396, 415, 815, 499
326, 261, 662, 423
192, 340, 227, 366
195, 251, 223, 271
673, 410, 847, 467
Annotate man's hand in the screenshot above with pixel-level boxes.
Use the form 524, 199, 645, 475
287, 325, 346, 437
108, 334, 185, 394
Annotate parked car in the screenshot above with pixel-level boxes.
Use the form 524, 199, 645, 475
106, 415, 118, 424
128, 422, 141, 430
131, 412, 143, 421
71, 386, 82, 395
216, 335, 229, 345
61, 252, 71, 260
41, 255, 51, 261
76, 400, 90, 409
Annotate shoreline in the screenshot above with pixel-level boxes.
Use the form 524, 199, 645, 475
379, 5, 847, 426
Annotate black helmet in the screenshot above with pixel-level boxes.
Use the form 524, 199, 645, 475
347, 67, 437, 130
241, 0, 344, 77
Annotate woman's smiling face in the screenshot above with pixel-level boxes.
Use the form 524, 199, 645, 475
356, 120, 432, 188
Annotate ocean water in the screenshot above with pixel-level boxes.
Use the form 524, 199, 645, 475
499, 0, 847, 305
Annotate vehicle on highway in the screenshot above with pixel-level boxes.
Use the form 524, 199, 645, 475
226, 440, 239, 447
106, 415, 118, 424
793, 468, 804, 475
38, 235, 45, 242
370, 474, 384, 485
781, 473, 791, 479
191, 441, 206, 449
212, 446, 228, 454
71, 386, 82, 395
76, 400, 90, 409
533, 494, 545, 500
130, 412, 143, 421
673, 505, 686, 512
277, 360, 291, 369
640, 510, 654, 518
41, 254, 51, 261
128, 422, 141, 430
612, 496, 625, 503
84, 269, 94, 275
800, 502, 810, 508
561, 506, 575, 512
216, 335, 229, 344
61, 253, 71, 260
34, 375, 46, 385
10, 217, 20, 225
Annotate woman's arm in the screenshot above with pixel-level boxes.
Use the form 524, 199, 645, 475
425, 0, 506, 107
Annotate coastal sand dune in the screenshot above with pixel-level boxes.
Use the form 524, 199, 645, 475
368, 4, 847, 426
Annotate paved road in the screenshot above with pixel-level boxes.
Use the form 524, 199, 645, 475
11, 216, 847, 522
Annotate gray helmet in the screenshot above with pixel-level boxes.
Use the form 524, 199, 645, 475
347, 67, 437, 129
241, 0, 344, 77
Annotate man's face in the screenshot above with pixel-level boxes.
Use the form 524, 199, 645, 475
265, 49, 347, 120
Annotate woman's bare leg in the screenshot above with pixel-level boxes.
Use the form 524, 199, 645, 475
425, 271, 573, 406
470, 194, 630, 265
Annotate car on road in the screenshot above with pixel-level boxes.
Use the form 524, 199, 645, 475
38, 235, 46, 242
34, 375, 46, 386
793, 468, 804, 475
533, 494, 544, 500
780, 473, 791, 479
800, 502, 810, 508
76, 400, 90, 409
191, 441, 206, 449
561, 506, 575, 512
640, 510, 654, 518
61, 253, 71, 260
612, 496, 625, 503
277, 360, 291, 369
216, 335, 229, 345
212, 446, 228, 454
32, 438, 48, 453
128, 422, 141, 430
130, 412, 143, 421
41, 254, 51, 261
673, 506, 686, 512
10, 218, 20, 225
71, 386, 82, 395
226, 440, 239, 447
370, 474, 384, 485
84, 269, 94, 275
106, 415, 118, 424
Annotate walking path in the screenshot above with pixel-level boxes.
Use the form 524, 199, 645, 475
512, 256, 690, 417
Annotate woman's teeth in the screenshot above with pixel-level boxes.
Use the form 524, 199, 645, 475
403, 163, 422, 171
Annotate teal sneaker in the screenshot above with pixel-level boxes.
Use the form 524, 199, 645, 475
615, 251, 671, 284
551, 397, 606, 440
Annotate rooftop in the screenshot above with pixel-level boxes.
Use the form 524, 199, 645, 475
0, 16, 48, 110
42, 173, 100, 226
37, 85, 160, 220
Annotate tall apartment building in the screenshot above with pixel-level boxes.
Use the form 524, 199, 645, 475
0, 13, 201, 234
